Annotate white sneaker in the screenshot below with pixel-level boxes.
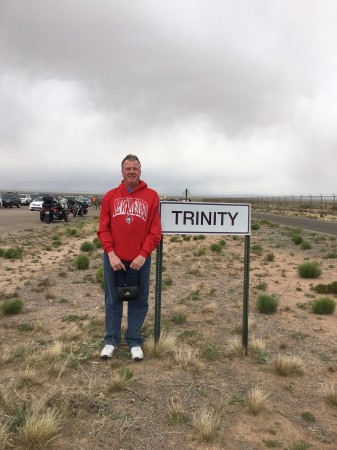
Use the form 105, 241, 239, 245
100, 344, 115, 359
131, 346, 144, 361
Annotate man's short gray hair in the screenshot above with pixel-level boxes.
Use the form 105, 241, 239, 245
121, 154, 141, 168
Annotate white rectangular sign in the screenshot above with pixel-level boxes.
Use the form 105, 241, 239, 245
160, 201, 251, 235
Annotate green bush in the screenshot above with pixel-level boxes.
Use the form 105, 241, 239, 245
292, 234, 303, 245
313, 281, 337, 294
171, 313, 187, 324
297, 261, 322, 279
251, 244, 263, 255
311, 297, 336, 315
170, 236, 179, 243
300, 241, 311, 250
266, 252, 275, 262
1, 298, 23, 315
80, 241, 95, 252
3, 247, 23, 259
251, 222, 260, 231
93, 237, 102, 248
210, 243, 222, 253
75, 254, 90, 270
66, 228, 79, 236
96, 267, 104, 289
256, 294, 278, 314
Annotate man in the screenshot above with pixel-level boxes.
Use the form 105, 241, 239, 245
97, 154, 162, 360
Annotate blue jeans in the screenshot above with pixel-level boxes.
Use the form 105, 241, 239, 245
103, 252, 151, 348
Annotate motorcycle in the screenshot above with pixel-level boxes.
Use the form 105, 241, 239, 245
72, 201, 88, 217
40, 199, 68, 223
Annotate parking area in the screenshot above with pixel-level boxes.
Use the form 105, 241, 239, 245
0, 206, 100, 236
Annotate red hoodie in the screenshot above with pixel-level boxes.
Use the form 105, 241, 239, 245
97, 180, 162, 261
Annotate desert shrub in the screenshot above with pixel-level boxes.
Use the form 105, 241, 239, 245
193, 235, 206, 241
182, 235, 191, 241
311, 297, 336, 315
80, 241, 95, 252
3, 247, 23, 259
96, 267, 104, 289
251, 222, 260, 230
297, 261, 322, 278
75, 254, 90, 270
256, 282, 267, 291
266, 252, 275, 262
170, 236, 179, 243
300, 241, 311, 250
93, 237, 102, 248
312, 281, 337, 294
171, 313, 187, 324
210, 243, 222, 253
256, 294, 278, 314
1, 298, 23, 315
194, 248, 206, 257
292, 235, 303, 245
162, 276, 173, 289
66, 228, 78, 236
324, 250, 337, 259
251, 244, 263, 255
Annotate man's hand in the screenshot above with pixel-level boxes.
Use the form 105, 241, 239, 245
108, 252, 126, 271
130, 255, 146, 270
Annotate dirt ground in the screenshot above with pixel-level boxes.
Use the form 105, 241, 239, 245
1, 210, 337, 449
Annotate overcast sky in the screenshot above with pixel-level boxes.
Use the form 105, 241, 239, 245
1, 0, 336, 197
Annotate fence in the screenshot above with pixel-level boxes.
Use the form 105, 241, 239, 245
164, 194, 337, 214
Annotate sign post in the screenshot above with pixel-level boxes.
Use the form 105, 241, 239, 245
155, 201, 251, 354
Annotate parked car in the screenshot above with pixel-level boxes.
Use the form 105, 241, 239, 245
29, 196, 45, 211
19, 193, 32, 205
2, 193, 21, 208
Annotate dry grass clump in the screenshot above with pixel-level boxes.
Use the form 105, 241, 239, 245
58, 324, 83, 342
106, 369, 133, 393
201, 301, 218, 314
174, 345, 202, 371
273, 354, 304, 376
321, 382, 337, 406
191, 407, 219, 442
17, 368, 41, 389
231, 316, 256, 335
0, 392, 62, 450
167, 396, 189, 425
249, 335, 266, 353
0, 423, 11, 449
27, 340, 72, 367
17, 399, 62, 449
144, 329, 177, 358
0, 342, 38, 364
225, 335, 244, 357
246, 386, 268, 415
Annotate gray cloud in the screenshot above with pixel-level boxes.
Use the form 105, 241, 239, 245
1, 0, 337, 195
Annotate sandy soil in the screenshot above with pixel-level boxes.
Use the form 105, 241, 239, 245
1, 214, 337, 449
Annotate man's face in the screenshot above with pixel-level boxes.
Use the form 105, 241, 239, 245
122, 159, 141, 189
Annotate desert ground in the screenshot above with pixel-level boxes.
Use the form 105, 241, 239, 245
0, 206, 337, 450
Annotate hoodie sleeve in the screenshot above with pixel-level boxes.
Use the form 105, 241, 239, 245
139, 197, 162, 258
97, 191, 115, 255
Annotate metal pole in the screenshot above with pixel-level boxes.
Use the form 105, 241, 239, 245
154, 237, 163, 343
242, 234, 250, 355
